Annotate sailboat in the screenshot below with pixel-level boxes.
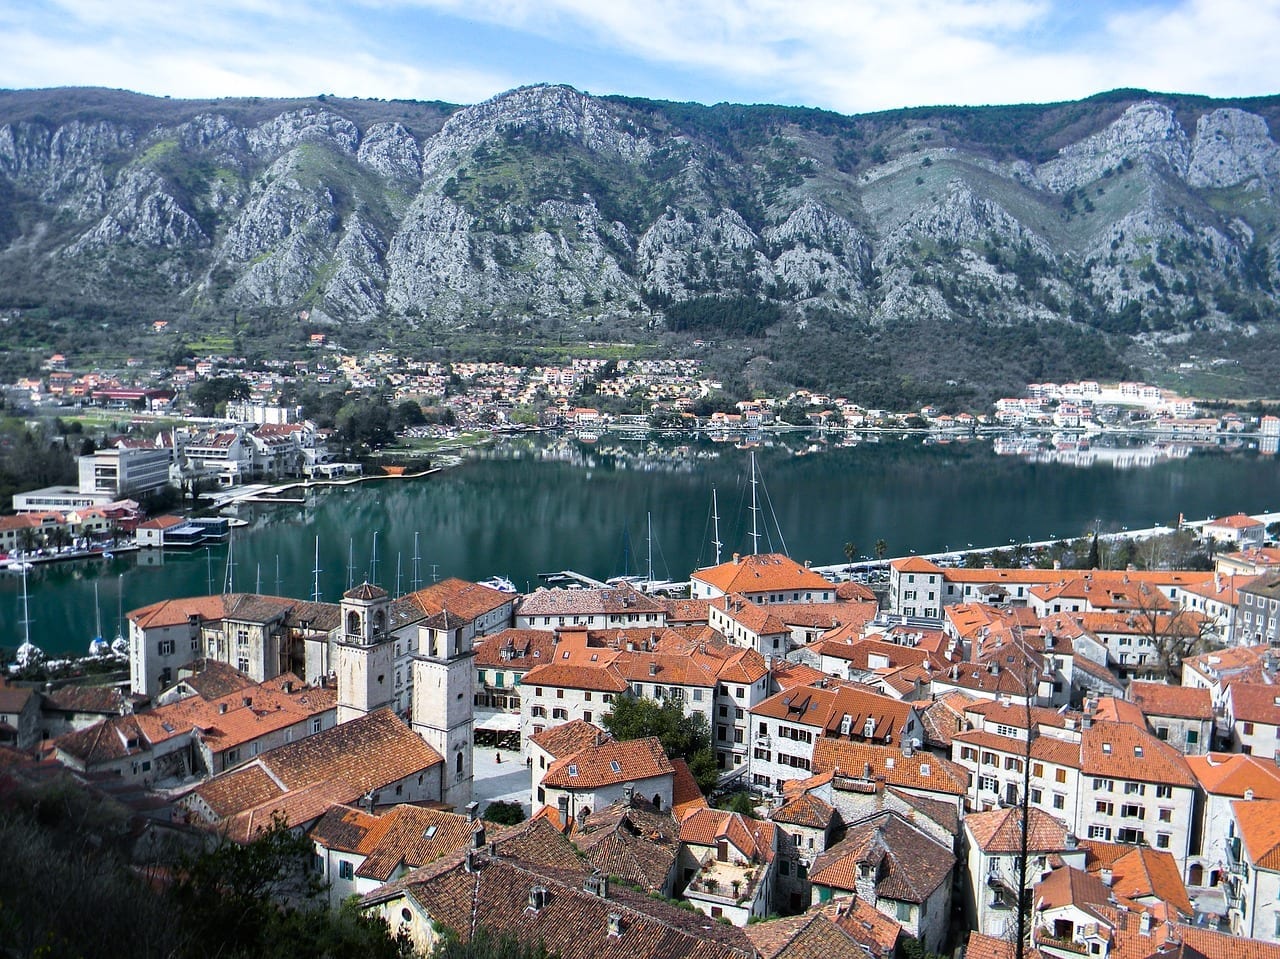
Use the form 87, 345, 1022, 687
88, 582, 110, 656
110, 574, 129, 656
14, 565, 43, 668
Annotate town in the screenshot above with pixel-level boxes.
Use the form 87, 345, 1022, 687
5, 494, 1280, 959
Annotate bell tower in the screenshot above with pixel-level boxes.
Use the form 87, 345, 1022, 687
335, 582, 394, 725
412, 610, 474, 810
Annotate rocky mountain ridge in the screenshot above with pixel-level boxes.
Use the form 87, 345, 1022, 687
2, 84, 1279, 401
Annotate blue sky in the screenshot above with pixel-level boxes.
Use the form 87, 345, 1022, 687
2, 0, 1278, 114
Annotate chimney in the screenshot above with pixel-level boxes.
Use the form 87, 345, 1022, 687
1100, 867, 1112, 887
466, 800, 479, 821
577, 806, 589, 828
607, 913, 624, 937
218, 703, 228, 714
464, 848, 479, 873
585, 872, 609, 898
1139, 911, 1151, 936
733, 553, 741, 565
242, 696, 252, 708
282, 679, 293, 694
472, 824, 487, 848
557, 795, 570, 830
623, 783, 635, 805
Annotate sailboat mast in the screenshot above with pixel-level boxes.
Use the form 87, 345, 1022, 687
93, 582, 102, 640
712, 489, 723, 566
20, 566, 32, 645
749, 452, 761, 556
411, 532, 422, 593
223, 533, 236, 594
255, 563, 261, 595
311, 536, 323, 603
370, 531, 380, 587
347, 538, 355, 590
395, 553, 403, 598
647, 511, 654, 584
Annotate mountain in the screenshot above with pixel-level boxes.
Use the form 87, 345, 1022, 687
3, 84, 1280, 406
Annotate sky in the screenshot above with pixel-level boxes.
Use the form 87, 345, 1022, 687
1, 0, 1279, 115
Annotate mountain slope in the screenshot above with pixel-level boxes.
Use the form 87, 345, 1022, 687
2, 84, 1280, 403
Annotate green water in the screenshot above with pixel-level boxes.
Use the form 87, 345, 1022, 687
6, 432, 1280, 656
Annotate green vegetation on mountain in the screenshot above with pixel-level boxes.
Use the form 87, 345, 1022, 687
2, 84, 1280, 403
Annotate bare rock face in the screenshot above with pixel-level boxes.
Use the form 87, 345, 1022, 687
1187, 108, 1280, 189
358, 122, 422, 181
2, 84, 1280, 349
1037, 102, 1191, 192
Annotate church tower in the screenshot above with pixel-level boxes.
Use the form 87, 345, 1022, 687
335, 582, 395, 725
411, 610, 474, 810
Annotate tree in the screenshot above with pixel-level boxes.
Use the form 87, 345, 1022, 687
484, 800, 526, 826
603, 695, 718, 793
1125, 582, 1216, 680
431, 926, 553, 959
874, 539, 888, 562
843, 541, 858, 569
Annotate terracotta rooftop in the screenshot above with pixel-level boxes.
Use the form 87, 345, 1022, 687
812, 739, 968, 797
529, 719, 609, 759
1232, 798, 1280, 870
809, 811, 954, 903
542, 736, 673, 790
770, 792, 837, 830
516, 585, 668, 618
1226, 682, 1280, 726
1186, 752, 1280, 798
752, 682, 916, 741
1127, 681, 1213, 721
966, 806, 1073, 854
693, 553, 834, 596
1082, 843, 1193, 917
1081, 721, 1195, 788
363, 829, 756, 959
571, 800, 681, 891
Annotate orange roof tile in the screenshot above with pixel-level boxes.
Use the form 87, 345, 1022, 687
812, 739, 967, 796
1127, 682, 1213, 721
1186, 752, 1280, 799
1081, 722, 1194, 788
966, 806, 1072, 853
1232, 799, 1280, 870
693, 553, 834, 595
542, 737, 673, 790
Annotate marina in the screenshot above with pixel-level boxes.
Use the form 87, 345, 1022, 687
5, 432, 1279, 658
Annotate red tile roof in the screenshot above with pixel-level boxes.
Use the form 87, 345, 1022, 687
693, 553, 834, 595
966, 806, 1072, 854
812, 739, 967, 797
1186, 752, 1280, 798
1081, 721, 1194, 787
809, 811, 954, 902
1232, 798, 1280, 870
542, 737, 673, 790
1127, 682, 1213, 721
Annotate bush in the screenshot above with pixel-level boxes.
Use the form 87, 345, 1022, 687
484, 801, 526, 826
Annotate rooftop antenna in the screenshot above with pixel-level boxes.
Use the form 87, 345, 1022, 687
411, 532, 423, 593
311, 535, 323, 602
712, 488, 723, 566
346, 538, 356, 590
369, 531, 380, 587
749, 451, 761, 556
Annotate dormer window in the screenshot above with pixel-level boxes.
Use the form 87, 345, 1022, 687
568, 764, 579, 777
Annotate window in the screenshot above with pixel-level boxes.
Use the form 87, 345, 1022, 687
895, 901, 912, 921
159, 639, 175, 656
1088, 825, 1112, 840
693, 689, 703, 702
1120, 804, 1144, 819
1123, 782, 1145, 796
1095, 800, 1114, 816
1032, 763, 1044, 777
583, 711, 593, 724
1186, 729, 1199, 745
1156, 784, 1173, 799
552, 708, 568, 720
311, 717, 322, 734
1158, 808, 1172, 823
339, 860, 354, 880
1031, 788, 1043, 804
1055, 768, 1067, 784
1157, 833, 1171, 850
1052, 794, 1065, 810
1117, 828, 1145, 845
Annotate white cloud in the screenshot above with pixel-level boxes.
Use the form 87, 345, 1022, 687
1, 0, 1279, 112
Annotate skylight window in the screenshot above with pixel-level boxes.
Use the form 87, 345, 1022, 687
568, 764, 579, 777
1102, 743, 1112, 754
610, 760, 622, 774
424, 825, 437, 839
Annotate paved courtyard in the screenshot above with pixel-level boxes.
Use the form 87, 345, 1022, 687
472, 744, 532, 815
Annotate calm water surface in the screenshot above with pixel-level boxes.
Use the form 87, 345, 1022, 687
6, 433, 1279, 656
